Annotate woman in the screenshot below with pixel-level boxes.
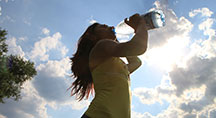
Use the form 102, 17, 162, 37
70, 14, 152, 118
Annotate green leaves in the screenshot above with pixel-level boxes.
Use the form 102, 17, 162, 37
0, 28, 37, 103
0, 28, 8, 56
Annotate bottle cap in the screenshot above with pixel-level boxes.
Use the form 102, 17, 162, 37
151, 10, 166, 28
112, 28, 116, 34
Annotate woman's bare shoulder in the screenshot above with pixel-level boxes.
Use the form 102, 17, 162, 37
91, 39, 118, 56
89, 39, 117, 71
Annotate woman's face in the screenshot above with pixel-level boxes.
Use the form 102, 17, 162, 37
94, 24, 116, 40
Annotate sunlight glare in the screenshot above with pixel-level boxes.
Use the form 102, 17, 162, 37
142, 36, 190, 72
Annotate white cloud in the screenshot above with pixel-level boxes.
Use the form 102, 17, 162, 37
0, 114, 7, 118
141, 36, 190, 71
132, 111, 154, 118
62, 100, 90, 110
134, 87, 161, 105
0, 56, 83, 118
131, 0, 194, 73
199, 18, 215, 36
189, 8, 213, 18
18, 37, 27, 41
0, 15, 15, 24
131, 105, 186, 118
115, 0, 192, 45
33, 56, 90, 110
0, 25, 78, 117
23, 18, 31, 26
132, 1, 216, 118
153, 0, 168, 10
189, 14, 216, 59
29, 31, 68, 61
29, 30, 90, 109
133, 75, 176, 105
34, 57, 71, 101
0, 41, 83, 118
2, 0, 216, 118
36, 58, 90, 109
143, 54, 214, 117
156, 106, 185, 118
0, 6, 2, 16
209, 109, 216, 118
89, 19, 97, 24
6, 37, 25, 57
42, 28, 50, 35
146, 1, 193, 49
199, 18, 214, 30
0, 81, 49, 118
191, 37, 216, 59
181, 85, 206, 102
165, 57, 216, 117
60, 45, 69, 57
36, 57, 70, 78
30, 34, 52, 60
88, 16, 97, 24
170, 57, 216, 95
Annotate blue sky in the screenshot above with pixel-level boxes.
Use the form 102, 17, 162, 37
0, 0, 216, 118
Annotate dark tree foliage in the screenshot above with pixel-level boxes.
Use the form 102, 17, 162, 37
0, 28, 8, 56
0, 28, 37, 103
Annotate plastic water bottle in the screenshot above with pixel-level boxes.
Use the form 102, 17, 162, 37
115, 10, 165, 35
142, 10, 165, 28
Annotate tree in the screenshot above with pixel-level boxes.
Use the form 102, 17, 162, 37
0, 28, 8, 56
0, 28, 37, 103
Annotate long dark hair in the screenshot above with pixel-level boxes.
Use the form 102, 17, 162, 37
69, 23, 99, 101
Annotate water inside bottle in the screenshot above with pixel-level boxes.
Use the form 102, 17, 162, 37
115, 10, 165, 38
115, 21, 135, 36
151, 10, 165, 28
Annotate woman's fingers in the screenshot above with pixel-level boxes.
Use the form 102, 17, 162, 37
124, 13, 141, 30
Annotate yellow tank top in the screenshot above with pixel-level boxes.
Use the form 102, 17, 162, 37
85, 57, 131, 118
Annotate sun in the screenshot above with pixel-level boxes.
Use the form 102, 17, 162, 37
141, 36, 190, 72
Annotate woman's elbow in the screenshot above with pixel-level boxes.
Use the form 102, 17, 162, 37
139, 58, 142, 66
136, 45, 147, 55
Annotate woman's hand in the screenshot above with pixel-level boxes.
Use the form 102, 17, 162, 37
142, 13, 155, 30
124, 13, 145, 32
126, 56, 142, 74
125, 13, 155, 31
